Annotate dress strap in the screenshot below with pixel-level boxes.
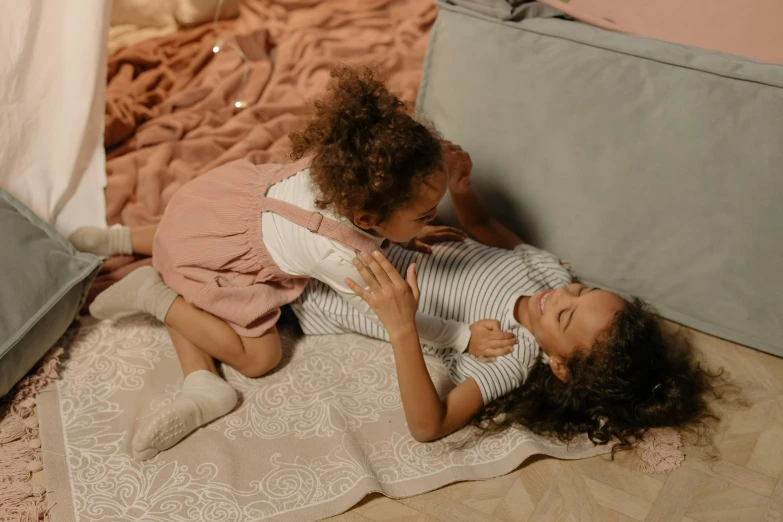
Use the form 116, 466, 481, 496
259, 198, 380, 254
259, 155, 314, 186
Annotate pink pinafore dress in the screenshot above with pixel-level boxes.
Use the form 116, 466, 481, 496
152, 156, 379, 337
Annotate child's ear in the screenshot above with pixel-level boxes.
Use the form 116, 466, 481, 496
549, 356, 571, 383
353, 211, 378, 231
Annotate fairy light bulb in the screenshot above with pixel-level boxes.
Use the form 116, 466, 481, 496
210, 0, 249, 110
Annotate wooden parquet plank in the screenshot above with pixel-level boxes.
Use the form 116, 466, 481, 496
644, 467, 701, 522
583, 475, 652, 521
684, 447, 777, 497
685, 473, 770, 522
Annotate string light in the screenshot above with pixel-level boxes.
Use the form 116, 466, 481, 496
211, 0, 249, 110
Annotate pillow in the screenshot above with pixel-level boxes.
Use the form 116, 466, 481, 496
111, 0, 176, 28
175, 0, 240, 27
0, 189, 101, 397
418, 4, 783, 356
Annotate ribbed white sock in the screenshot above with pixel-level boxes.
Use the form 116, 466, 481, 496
90, 266, 177, 322
132, 370, 237, 461
69, 225, 133, 257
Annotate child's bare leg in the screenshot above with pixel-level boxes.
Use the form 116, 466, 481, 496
69, 224, 158, 257
170, 325, 219, 377
131, 326, 237, 461
164, 297, 283, 378
90, 266, 283, 378
130, 224, 158, 256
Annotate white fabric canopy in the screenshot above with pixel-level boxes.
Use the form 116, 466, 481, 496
0, 1, 109, 236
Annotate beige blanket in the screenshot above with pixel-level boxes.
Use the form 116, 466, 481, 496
37, 317, 608, 521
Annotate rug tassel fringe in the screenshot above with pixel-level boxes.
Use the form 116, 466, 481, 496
0, 347, 63, 522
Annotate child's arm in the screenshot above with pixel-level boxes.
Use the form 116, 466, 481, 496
443, 142, 523, 251
345, 251, 485, 441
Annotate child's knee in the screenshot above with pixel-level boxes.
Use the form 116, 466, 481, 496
236, 342, 282, 378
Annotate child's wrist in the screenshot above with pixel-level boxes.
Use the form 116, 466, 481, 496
389, 327, 419, 346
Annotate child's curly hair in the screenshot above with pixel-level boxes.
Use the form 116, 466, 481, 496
473, 298, 724, 452
289, 66, 443, 222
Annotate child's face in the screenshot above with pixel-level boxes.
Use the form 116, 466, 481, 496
367, 169, 448, 243
525, 283, 625, 381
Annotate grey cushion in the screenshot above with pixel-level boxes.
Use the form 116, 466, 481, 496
419, 3, 783, 356
0, 189, 100, 397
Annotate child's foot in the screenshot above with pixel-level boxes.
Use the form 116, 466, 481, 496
90, 267, 177, 322
69, 225, 133, 257
132, 370, 237, 460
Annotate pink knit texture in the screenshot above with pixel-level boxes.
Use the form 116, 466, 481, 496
0, 348, 62, 522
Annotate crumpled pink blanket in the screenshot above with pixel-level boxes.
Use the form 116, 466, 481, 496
540, 0, 783, 65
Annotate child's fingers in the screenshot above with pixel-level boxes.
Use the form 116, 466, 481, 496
407, 240, 432, 254
361, 251, 394, 288
478, 346, 515, 358
433, 229, 468, 242
475, 319, 502, 330
441, 226, 468, 237
484, 331, 516, 343
352, 257, 381, 291
486, 338, 517, 349
406, 263, 420, 302
420, 227, 467, 244
345, 277, 371, 301
370, 250, 404, 285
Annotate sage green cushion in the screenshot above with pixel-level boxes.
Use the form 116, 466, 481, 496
418, 3, 783, 356
0, 189, 100, 397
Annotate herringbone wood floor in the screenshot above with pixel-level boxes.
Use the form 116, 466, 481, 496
330, 324, 783, 522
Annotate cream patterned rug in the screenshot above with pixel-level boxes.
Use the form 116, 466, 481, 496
37, 317, 609, 521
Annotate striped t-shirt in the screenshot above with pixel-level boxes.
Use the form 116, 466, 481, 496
290, 240, 572, 404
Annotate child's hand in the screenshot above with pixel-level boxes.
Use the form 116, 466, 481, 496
346, 251, 420, 339
406, 225, 468, 254
468, 320, 516, 360
442, 140, 473, 195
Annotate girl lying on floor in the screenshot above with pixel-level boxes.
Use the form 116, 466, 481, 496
290, 142, 721, 447
71, 67, 516, 460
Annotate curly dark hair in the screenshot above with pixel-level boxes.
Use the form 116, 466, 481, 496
473, 298, 723, 451
289, 66, 443, 222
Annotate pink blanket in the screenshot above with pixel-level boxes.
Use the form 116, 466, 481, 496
90, 0, 436, 303
540, 0, 783, 65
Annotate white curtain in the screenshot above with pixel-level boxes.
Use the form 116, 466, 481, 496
0, 1, 110, 236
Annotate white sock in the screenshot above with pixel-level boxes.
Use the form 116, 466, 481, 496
132, 370, 237, 461
69, 225, 133, 257
90, 266, 178, 322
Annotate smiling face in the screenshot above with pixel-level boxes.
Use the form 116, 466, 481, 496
354, 169, 448, 243
516, 283, 626, 381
